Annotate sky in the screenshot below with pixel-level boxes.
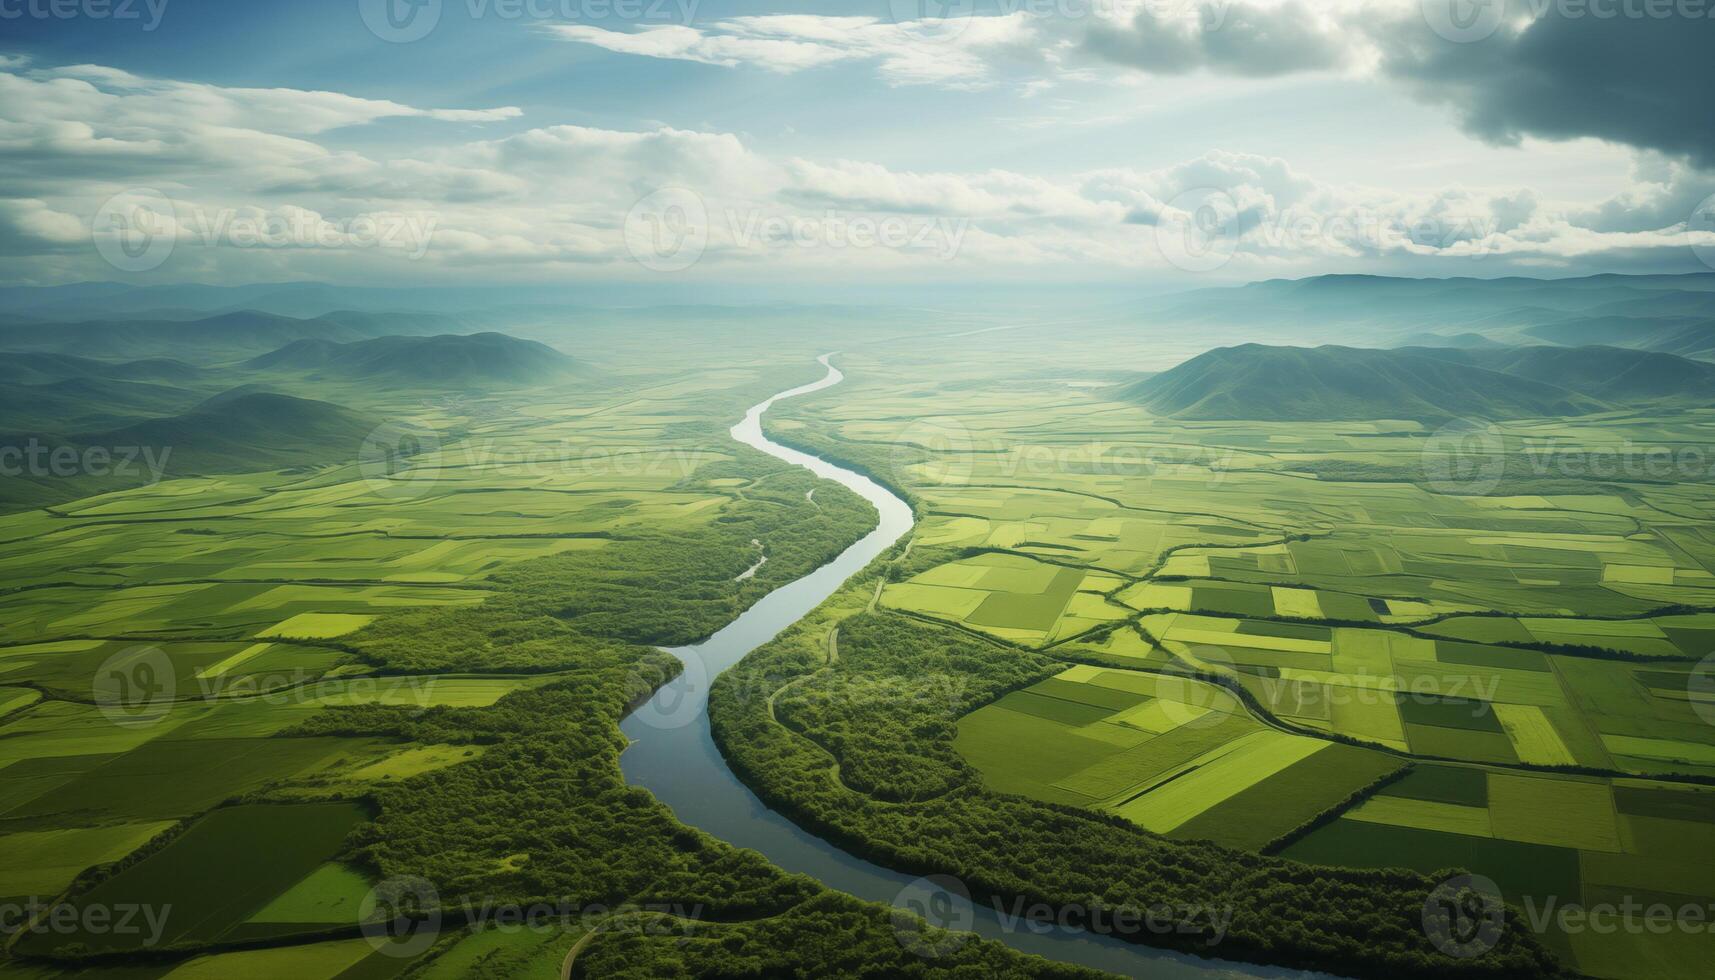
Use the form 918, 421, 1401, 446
1, 0, 1713, 292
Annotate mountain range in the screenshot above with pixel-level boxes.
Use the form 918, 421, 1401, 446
1125, 343, 1715, 421
243, 332, 584, 385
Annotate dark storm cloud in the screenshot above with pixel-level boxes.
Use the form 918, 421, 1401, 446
1376, 2, 1715, 167
1077, 0, 1715, 167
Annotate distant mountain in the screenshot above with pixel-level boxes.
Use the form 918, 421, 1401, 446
0, 352, 203, 385
1418, 346, 1715, 405
0, 309, 475, 361
1522, 316, 1715, 359
1154, 273, 1715, 345
244, 332, 584, 386
0, 280, 610, 321
84, 392, 376, 474
1122, 344, 1618, 421
1395, 332, 1505, 349
0, 282, 460, 320
0, 391, 377, 513
0, 377, 202, 431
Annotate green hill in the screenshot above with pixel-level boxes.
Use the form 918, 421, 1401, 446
89, 392, 377, 474
1522, 316, 1715, 359
0, 353, 203, 385
1123, 344, 1611, 421
0, 392, 377, 513
0, 377, 202, 431
244, 332, 583, 386
1420, 345, 1715, 405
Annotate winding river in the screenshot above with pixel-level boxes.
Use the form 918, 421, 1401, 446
620, 355, 1328, 979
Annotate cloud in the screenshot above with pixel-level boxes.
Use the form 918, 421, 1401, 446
1073, 0, 1715, 167
23, 65, 520, 135
0, 198, 85, 255
542, 2, 1715, 170
1371, 3, 1715, 168
0, 64, 523, 195
547, 23, 860, 73
544, 14, 1038, 88
1082, 0, 1362, 76
783, 158, 1118, 220
0, 56, 1710, 283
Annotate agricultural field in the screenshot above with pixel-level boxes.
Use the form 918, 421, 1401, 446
0, 338, 872, 978
1283, 767, 1715, 979
766, 333, 1715, 979
953, 664, 1407, 850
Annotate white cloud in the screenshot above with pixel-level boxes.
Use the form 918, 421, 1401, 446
547, 23, 859, 73
0, 198, 85, 253
0, 57, 1708, 283
544, 13, 1038, 88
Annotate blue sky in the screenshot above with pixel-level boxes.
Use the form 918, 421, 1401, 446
2, 0, 1712, 290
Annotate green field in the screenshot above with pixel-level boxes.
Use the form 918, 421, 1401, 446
17, 802, 367, 954
8, 308, 1715, 979
0, 342, 887, 978
757, 338, 1715, 979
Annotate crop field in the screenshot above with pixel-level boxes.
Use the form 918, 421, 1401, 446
881, 552, 1130, 645
952, 664, 1407, 848
0, 344, 864, 978
9, 310, 1715, 979
1284, 767, 1715, 977
17, 801, 370, 954
769, 335, 1715, 979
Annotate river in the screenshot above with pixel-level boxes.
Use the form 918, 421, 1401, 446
619, 354, 1331, 979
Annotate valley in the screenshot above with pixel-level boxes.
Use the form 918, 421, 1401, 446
3, 274, 1715, 979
